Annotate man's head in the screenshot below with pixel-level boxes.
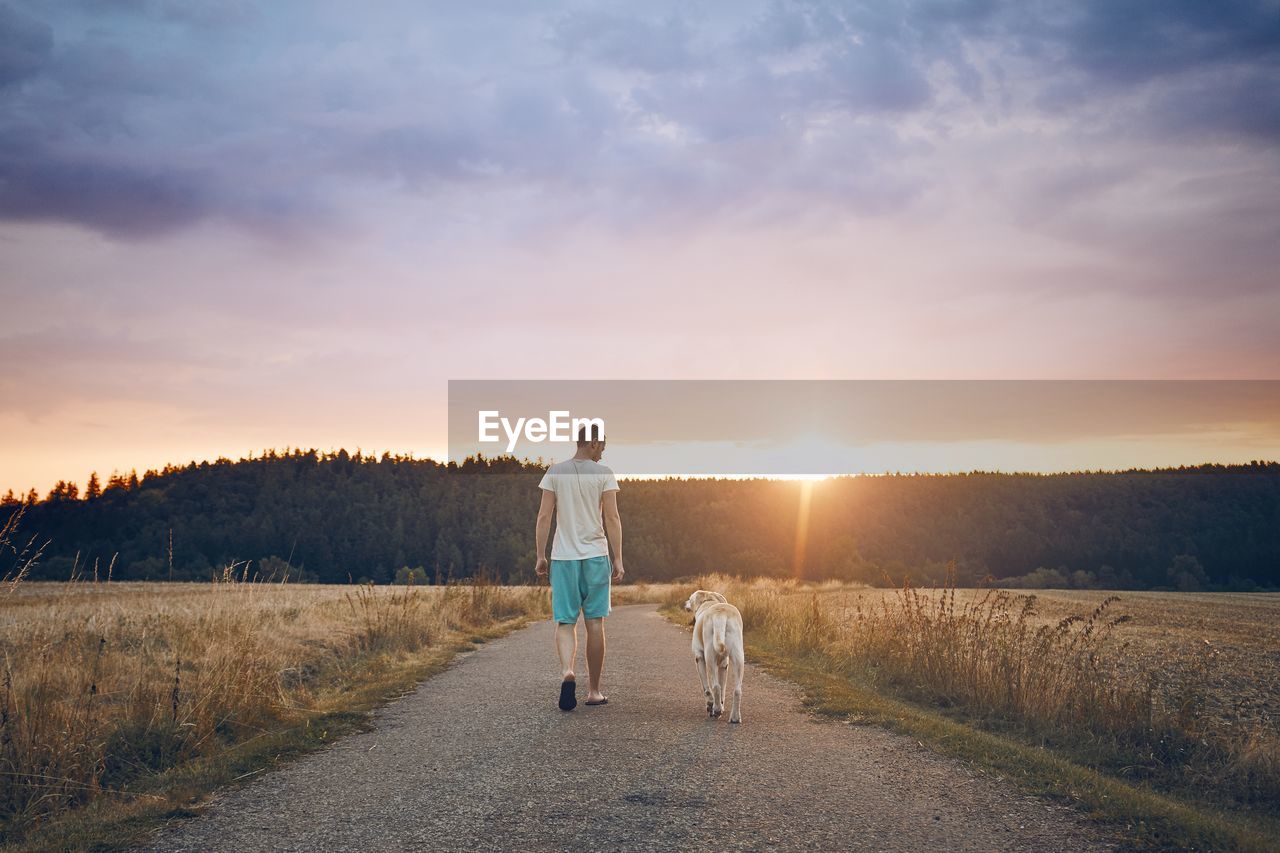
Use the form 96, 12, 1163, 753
576, 424, 606, 461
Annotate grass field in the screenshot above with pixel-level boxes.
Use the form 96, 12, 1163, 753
981, 588, 1280, 731
0, 578, 550, 849
662, 575, 1280, 849
763, 584, 1280, 731
3, 575, 1277, 850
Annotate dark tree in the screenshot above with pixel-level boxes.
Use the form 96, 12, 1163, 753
9, 453, 1279, 589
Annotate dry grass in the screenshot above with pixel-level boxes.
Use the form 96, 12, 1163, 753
668, 571, 1280, 815
0, 577, 548, 844
4, 554, 1275, 847
609, 581, 671, 607
1004, 589, 1280, 730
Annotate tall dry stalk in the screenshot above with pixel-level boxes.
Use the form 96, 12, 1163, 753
1, 505, 47, 594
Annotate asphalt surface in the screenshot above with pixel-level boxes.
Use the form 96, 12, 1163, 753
144, 605, 1111, 852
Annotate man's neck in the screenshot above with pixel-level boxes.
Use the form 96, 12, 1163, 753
572, 451, 594, 461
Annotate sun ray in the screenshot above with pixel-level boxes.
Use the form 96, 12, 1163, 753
792, 479, 817, 578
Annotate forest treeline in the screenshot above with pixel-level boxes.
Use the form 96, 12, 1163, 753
3, 451, 1278, 590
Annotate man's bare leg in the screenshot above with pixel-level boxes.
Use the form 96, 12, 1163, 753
584, 617, 606, 702
556, 621, 578, 680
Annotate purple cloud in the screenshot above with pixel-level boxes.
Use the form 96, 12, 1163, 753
0, 3, 51, 86
0, 0, 1274, 246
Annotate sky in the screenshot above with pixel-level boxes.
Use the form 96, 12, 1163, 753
2, 1, 1279, 493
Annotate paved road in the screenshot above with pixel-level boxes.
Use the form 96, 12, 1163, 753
145, 605, 1110, 852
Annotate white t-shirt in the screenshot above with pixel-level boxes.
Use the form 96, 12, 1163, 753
539, 458, 620, 560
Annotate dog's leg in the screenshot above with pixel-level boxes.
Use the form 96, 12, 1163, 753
694, 652, 712, 714
693, 628, 713, 715
729, 650, 744, 724
712, 659, 728, 718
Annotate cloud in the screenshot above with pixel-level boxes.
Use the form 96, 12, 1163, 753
1047, 0, 1280, 89
0, 0, 1274, 248
552, 9, 699, 73
0, 3, 52, 86
0, 147, 214, 237
1147, 67, 1280, 143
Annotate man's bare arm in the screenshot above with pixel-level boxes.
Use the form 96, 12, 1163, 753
602, 490, 624, 580
535, 489, 555, 577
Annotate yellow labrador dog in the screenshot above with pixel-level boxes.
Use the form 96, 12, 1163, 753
683, 590, 744, 723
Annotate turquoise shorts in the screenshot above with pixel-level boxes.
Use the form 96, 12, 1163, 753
550, 556, 612, 624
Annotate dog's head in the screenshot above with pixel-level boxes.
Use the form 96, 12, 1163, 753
683, 589, 728, 613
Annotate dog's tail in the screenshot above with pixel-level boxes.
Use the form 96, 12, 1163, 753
712, 616, 728, 660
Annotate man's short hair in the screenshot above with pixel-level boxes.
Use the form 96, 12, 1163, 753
576, 424, 604, 447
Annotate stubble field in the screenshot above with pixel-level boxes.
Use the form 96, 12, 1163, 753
2, 576, 1277, 849
0, 579, 550, 847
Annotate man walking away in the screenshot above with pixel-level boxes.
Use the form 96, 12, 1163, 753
534, 426, 625, 711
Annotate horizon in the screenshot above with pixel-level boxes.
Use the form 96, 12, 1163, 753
8, 446, 1279, 503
